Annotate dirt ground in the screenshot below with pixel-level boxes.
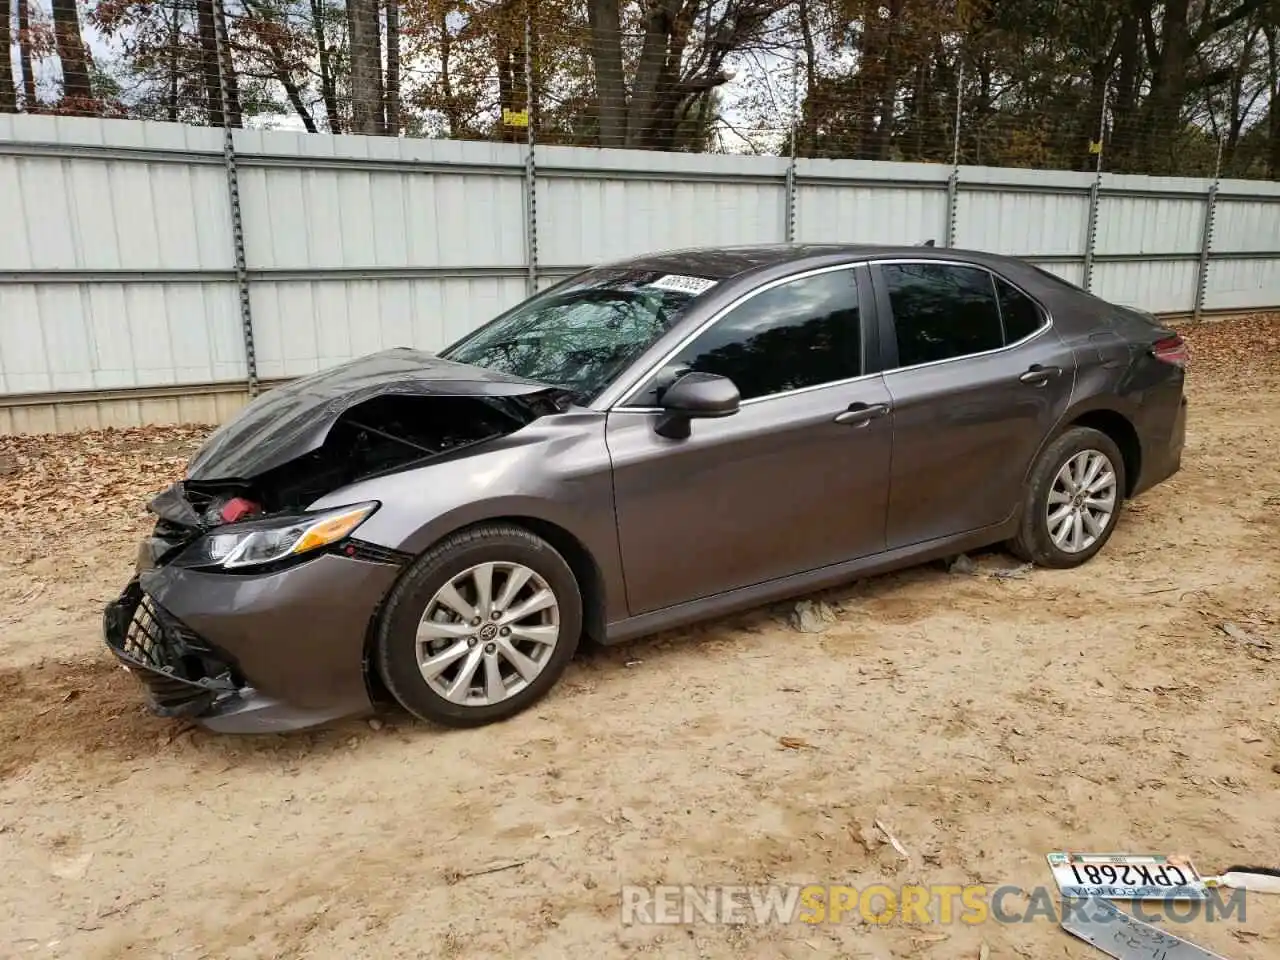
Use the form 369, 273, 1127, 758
2, 315, 1279, 960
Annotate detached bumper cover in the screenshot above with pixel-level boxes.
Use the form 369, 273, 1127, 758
103, 553, 404, 733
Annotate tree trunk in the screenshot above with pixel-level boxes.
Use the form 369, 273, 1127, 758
196, 0, 242, 127
1268, 26, 1280, 178
197, 0, 223, 125
1109, 9, 1140, 172
588, 0, 626, 147
348, 0, 385, 134
0, 0, 15, 114
310, 0, 342, 132
278, 68, 318, 131
796, 0, 818, 152
625, 0, 677, 146
1141, 0, 1191, 173
869, 0, 904, 161
51, 0, 93, 111
438, 1, 461, 136
384, 0, 400, 134
17, 0, 36, 110
853, 12, 889, 158
167, 0, 180, 121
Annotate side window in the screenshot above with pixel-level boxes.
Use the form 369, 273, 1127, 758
628, 268, 861, 405
881, 263, 1003, 368
995, 276, 1046, 342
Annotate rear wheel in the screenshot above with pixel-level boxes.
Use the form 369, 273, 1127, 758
376, 523, 582, 727
1009, 426, 1126, 568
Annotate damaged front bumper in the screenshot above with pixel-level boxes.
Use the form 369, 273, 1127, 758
103, 552, 404, 734
104, 580, 240, 719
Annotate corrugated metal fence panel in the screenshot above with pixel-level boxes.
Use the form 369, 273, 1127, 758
1094, 173, 1214, 256
1091, 261, 1200, 312
1204, 258, 1280, 311
250, 276, 526, 379
234, 130, 528, 271
955, 190, 1089, 256
796, 160, 950, 244
0, 117, 241, 394
0, 282, 246, 393
0, 115, 231, 271
536, 146, 788, 265
951, 167, 1090, 257
1212, 198, 1280, 254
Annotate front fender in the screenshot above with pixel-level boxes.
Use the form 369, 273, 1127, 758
307, 413, 628, 623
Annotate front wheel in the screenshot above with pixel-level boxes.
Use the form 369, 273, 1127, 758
1009, 426, 1126, 568
375, 523, 583, 728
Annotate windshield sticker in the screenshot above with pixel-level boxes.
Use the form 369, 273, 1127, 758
648, 274, 718, 295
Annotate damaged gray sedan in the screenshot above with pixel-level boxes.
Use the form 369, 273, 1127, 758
104, 244, 1187, 732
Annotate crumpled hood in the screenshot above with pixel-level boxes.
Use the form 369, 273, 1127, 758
187, 347, 562, 480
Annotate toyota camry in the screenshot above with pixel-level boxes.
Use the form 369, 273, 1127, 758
103, 243, 1188, 732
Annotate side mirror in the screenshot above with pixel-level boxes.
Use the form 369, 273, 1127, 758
654, 371, 740, 439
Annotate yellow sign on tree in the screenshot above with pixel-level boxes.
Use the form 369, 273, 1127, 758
1088, 140, 1102, 155
504, 109, 529, 128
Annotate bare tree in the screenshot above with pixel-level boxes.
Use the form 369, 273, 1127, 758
589, 0, 782, 149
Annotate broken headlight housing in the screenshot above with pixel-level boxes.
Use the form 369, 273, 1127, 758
172, 502, 380, 571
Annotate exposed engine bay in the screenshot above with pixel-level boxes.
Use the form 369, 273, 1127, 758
144, 391, 566, 564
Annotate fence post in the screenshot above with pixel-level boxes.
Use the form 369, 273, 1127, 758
784, 60, 799, 243
1082, 91, 1107, 293
944, 61, 963, 247
212, 0, 258, 398
522, 3, 538, 297
1193, 138, 1223, 322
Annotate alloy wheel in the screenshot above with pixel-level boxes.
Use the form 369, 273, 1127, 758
416, 562, 561, 706
1046, 449, 1118, 554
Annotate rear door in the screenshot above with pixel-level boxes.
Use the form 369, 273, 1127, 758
869, 259, 1077, 550
605, 263, 894, 616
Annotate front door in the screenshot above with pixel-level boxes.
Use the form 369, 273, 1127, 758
870, 260, 1077, 549
605, 264, 894, 617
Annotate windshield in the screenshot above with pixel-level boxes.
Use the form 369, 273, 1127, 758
439, 269, 713, 402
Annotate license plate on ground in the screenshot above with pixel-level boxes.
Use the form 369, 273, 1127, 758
1047, 852, 1209, 900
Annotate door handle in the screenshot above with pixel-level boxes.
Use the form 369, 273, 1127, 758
1019, 364, 1061, 386
834, 402, 890, 426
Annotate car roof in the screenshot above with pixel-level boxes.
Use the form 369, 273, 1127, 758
603, 243, 1030, 282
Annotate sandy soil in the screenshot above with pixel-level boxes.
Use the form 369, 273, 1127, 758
2, 316, 1278, 960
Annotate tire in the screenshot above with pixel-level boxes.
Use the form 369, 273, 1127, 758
1008, 426, 1127, 569
376, 523, 583, 728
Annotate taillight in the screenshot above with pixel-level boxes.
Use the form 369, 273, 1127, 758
1152, 335, 1188, 368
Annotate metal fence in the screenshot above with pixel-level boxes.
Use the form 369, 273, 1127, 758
1, 112, 1279, 433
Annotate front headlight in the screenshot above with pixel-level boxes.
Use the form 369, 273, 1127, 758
173, 502, 379, 570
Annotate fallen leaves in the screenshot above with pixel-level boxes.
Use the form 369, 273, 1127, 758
0, 425, 210, 564
1179, 312, 1280, 384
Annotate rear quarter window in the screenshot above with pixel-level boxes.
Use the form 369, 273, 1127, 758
995, 278, 1047, 342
